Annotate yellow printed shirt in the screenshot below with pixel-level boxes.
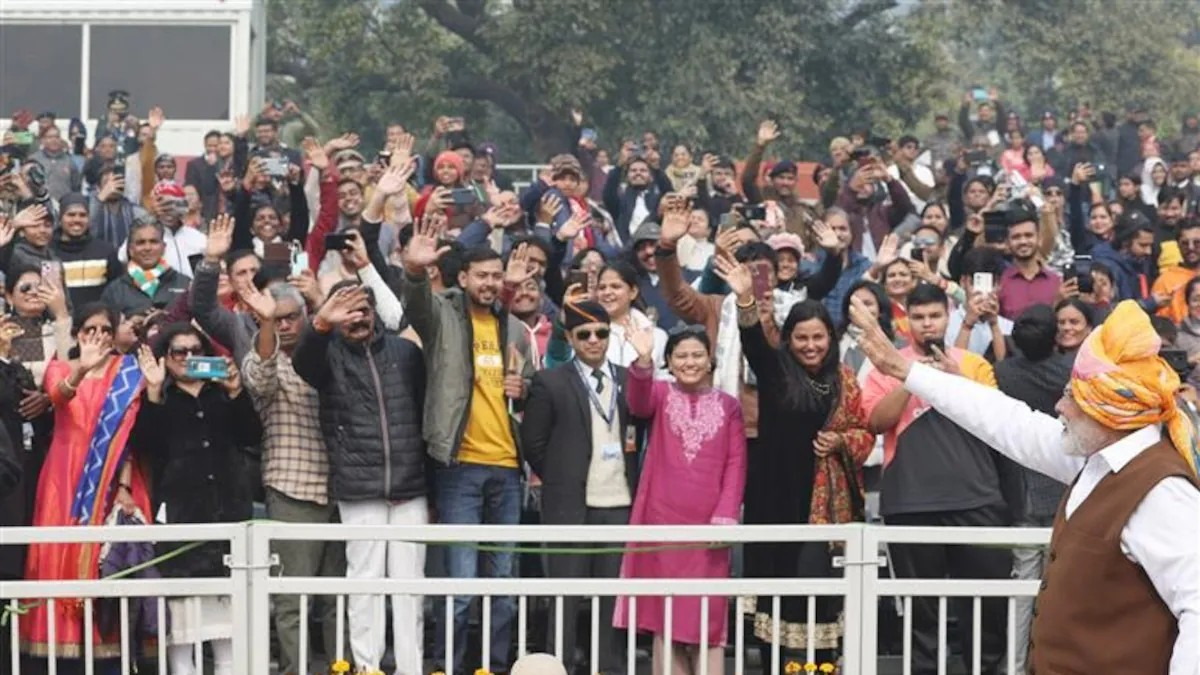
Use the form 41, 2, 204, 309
457, 309, 519, 468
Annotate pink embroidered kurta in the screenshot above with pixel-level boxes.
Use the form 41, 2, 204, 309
613, 363, 747, 646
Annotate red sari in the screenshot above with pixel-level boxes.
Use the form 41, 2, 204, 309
20, 356, 151, 658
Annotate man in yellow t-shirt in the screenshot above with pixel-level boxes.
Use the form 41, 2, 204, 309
401, 234, 534, 675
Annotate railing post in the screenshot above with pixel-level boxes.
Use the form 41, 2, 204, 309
857, 524, 881, 675
226, 523, 252, 674
247, 521, 276, 675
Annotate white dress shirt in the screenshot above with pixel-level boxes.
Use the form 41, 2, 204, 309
905, 362, 1200, 674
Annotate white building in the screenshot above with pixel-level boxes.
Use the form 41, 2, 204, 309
0, 0, 265, 155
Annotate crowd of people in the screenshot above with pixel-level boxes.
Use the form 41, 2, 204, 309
0, 88, 1198, 675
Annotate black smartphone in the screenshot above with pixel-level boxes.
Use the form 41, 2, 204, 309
451, 187, 478, 207
982, 211, 1008, 243
565, 270, 589, 293
377, 150, 392, 167
922, 337, 945, 354
910, 247, 924, 263
737, 203, 767, 221
324, 233, 352, 251
1073, 254, 1094, 294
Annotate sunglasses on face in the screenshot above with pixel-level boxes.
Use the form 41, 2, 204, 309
573, 328, 610, 342
17, 282, 40, 294
168, 345, 202, 360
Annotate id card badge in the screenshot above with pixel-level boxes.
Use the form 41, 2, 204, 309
623, 426, 638, 455
601, 442, 622, 461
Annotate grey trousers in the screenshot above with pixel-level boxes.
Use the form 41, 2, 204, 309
266, 488, 347, 674
1011, 512, 1055, 675
544, 506, 630, 675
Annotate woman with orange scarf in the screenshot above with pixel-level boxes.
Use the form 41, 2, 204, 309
20, 304, 156, 667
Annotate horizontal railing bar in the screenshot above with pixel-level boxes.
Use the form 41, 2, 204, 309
266, 577, 849, 596
251, 523, 865, 543
875, 579, 1041, 597
0, 524, 242, 544
1, 578, 234, 599
869, 526, 1051, 545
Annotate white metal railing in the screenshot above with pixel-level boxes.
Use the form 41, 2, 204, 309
1, 522, 1052, 675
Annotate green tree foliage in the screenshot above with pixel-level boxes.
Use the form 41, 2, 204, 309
266, 0, 1200, 162
908, 0, 1200, 138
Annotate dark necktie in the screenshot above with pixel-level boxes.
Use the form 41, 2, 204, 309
591, 369, 605, 394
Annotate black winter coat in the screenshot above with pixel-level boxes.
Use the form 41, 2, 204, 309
292, 319, 427, 502
133, 383, 263, 577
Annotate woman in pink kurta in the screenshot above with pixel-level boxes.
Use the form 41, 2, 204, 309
614, 326, 747, 675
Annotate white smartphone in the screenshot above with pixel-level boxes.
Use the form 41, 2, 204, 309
973, 272, 994, 296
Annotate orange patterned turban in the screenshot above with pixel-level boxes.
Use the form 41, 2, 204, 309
1070, 300, 1199, 476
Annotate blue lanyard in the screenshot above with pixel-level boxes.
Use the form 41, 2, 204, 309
574, 359, 618, 427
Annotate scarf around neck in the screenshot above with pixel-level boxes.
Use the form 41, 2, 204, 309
128, 259, 169, 298
714, 289, 801, 397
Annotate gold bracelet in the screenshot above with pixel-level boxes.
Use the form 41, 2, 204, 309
736, 297, 756, 309
58, 379, 77, 395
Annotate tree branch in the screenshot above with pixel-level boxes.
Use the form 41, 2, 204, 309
447, 73, 530, 127
417, 0, 492, 55
840, 0, 897, 30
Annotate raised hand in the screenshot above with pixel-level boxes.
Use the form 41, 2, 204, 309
402, 214, 451, 272
556, 209, 591, 242
36, 277, 68, 320
206, 213, 234, 262
875, 233, 899, 268
627, 324, 656, 364
302, 137, 329, 172
504, 244, 536, 286
537, 192, 562, 224
220, 357, 243, 397
136, 344, 166, 391
659, 200, 690, 246
288, 268, 324, 309
391, 132, 415, 168
811, 219, 840, 251
713, 252, 753, 301
147, 106, 165, 130
0, 216, 14, 249
848, 294, 909, 380
571, 108, 584, 127
756, 120, 780, 147
13, 204, 48, 230
316, 286, 370, 326
376, 161, 415, 197
324, 133, 360, 155
78, 329, 110, 372
238, 282, 277, 321
343, 230, 371, 271
234, 114, 252, 136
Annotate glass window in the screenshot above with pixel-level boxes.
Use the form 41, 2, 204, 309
89, 25, 231, 119
0, 25, 83, 117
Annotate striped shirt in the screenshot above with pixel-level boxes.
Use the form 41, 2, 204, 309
242, 333, 329, 505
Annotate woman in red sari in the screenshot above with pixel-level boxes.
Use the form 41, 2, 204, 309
20, 303, 153, 665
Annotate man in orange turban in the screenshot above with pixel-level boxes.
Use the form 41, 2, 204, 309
848, 298, 1199, 674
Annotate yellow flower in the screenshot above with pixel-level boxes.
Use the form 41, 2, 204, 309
784, 661, 803, 674
331, 660, 350, 674
804, 664, 818, 673
819, 664, 836, 674
474, 670, 492, 675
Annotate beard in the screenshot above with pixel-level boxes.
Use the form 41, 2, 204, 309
1061, 419, 1106, 457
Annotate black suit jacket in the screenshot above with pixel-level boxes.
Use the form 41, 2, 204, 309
521, 362, 639, 525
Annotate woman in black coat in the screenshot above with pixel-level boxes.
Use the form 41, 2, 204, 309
132, 322, 262, 675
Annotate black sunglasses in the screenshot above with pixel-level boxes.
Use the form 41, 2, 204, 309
573, 327, 610, 341
168, 346, 201, 359
17, 282, 39, 294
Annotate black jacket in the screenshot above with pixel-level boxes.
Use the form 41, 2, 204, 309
184, 156, 221, 221
292, 319, 428, 502
521, 362, 638, 525
99, 268, 190, 315
52, 231, 123, 308
134, 383, 263, 577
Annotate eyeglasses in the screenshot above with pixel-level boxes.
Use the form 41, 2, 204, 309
168, 346, 201, 360
573, 328, 610, 342
17, 282, 40, 294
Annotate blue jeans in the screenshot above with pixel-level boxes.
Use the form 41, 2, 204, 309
432, 463, 521, 673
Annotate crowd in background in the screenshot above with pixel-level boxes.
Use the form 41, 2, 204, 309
0, 88, 1198, 675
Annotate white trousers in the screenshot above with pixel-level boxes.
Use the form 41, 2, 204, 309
338, 497, 428, 675
167, 639, 232, 675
